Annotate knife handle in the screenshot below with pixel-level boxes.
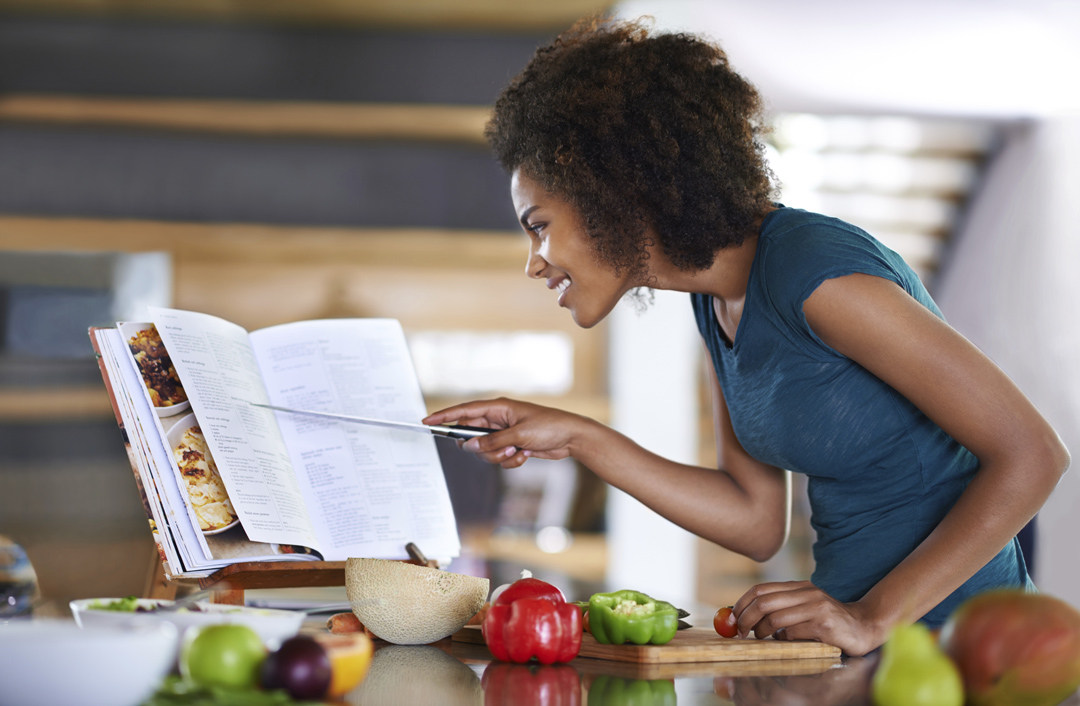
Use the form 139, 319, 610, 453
431, 424, 492, 440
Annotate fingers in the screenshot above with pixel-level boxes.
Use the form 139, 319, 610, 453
733, 581, 813, 619
430, 398, 575, 466
743, 603, 818, 641
423, 398, 513, 427
733, 581, 817, 639
460, 416, 496, 429
462, 429, 513, 454
453, 425, 525, 465
500, 448, 531, 469
462, 440, 519, 466
733, 581, 877, 656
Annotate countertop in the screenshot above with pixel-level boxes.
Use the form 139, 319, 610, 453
339, 630, 1080, 706
15, 603, 1080, 705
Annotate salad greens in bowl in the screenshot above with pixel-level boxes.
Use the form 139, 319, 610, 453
70, 596, 304, 648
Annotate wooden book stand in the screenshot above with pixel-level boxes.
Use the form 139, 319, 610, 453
144, 546, 435, 606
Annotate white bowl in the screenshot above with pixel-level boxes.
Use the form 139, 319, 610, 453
0, 618, 176, 706
155, 399, 191, 417
70, 597, 304, 649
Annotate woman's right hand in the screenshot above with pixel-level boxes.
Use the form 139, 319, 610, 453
423, 398, 589, 468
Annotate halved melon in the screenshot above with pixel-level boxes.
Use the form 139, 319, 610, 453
345, 558, 489, 645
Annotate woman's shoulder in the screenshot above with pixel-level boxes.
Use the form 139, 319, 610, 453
755, 206, 921, 314
759, 205, 877, 253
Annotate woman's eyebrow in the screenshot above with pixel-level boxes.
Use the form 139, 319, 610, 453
518, 205, 540, 227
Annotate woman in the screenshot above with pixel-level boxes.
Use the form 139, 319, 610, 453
423, 17, 1069, 656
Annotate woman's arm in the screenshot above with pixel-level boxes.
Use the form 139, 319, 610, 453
733, 272, 1069, 655
423, 356, 790, 560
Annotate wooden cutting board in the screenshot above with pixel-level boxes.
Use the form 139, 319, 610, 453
452, 626, 841, 664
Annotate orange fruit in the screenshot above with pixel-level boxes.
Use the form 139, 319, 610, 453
314, 632, 374, 698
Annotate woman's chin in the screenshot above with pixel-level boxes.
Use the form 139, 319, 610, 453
565, 293, 623, 329
568, 306, 604, 330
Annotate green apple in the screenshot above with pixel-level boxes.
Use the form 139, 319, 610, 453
872, 622, 964, 706
181, 623, 267, 689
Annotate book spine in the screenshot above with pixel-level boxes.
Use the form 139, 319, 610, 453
88, 327, 176, 580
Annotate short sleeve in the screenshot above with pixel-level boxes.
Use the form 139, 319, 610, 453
758, 219, 913, 349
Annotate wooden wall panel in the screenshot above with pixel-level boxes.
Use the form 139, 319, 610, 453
0, 96, 491, 143
0, 0, 608, 31
175, 263, 606, 396
0, 216, 609, 418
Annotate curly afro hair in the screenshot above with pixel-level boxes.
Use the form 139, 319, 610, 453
486, 16, 776, 278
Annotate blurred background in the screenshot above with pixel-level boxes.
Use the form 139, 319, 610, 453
1, 0, 1077, 616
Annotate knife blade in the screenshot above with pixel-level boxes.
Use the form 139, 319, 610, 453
251, 403, 492, 440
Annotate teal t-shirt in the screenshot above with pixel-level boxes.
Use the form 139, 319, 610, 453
692, 206, 1030, 627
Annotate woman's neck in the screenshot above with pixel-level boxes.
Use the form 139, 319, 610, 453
647, 229, 763, 304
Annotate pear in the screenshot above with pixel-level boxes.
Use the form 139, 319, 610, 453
872, 623, 964, 706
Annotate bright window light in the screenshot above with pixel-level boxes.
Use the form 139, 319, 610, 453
408, 331, 574, 397
869, 117, 923, 152
774, 113, 829, 149
822, 152, 864, 191
863, 153, 915, 192
776, 188, 823, 213
775, 149, 824, 190
827, 116, 870, 150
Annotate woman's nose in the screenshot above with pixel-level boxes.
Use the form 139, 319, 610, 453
525, 246, 546, 279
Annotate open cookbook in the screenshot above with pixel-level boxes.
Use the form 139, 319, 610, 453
90, 308, 461, 579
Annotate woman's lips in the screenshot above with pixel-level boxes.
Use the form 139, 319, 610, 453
552, 277, 571, 306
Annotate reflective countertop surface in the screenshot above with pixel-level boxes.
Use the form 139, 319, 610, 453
344, 632, 1080, 706
348, 636, 872, 706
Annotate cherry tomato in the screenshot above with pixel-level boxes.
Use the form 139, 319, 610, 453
713, 606, 738, 638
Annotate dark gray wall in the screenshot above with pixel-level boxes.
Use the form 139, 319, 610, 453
0, 15, 549, 228
0, 16, 546, 104
0, 125, 517, 228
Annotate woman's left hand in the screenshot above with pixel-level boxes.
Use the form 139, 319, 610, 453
732, 581, 884, 657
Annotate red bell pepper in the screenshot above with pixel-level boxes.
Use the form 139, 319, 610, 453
483, 576, 581, 664
493, 575, 565, 606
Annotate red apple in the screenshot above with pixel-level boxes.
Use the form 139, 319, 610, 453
939, 590, 1080, 706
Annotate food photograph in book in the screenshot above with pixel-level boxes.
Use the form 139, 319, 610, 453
126, 323, 191, 417
118, 322, 320, 563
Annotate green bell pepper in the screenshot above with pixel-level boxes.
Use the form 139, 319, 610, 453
587, 590, 679, 646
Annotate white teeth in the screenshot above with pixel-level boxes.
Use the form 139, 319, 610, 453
556, 279, 571, 295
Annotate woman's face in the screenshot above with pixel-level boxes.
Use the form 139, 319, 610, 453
511, 169, 638, 328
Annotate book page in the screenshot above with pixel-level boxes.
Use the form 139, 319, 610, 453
249, 319, 461, 561
148, 308, 321, 551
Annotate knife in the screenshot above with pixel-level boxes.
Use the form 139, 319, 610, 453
252, 403, 492, 440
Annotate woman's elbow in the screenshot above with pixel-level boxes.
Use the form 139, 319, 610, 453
1025, 427, 1070, 495
747, 544, 783, 563
705, 522, 787, 563
1037, 422, 1070, 476
746, 526, 789, 563
1050, 436, 1071, 481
